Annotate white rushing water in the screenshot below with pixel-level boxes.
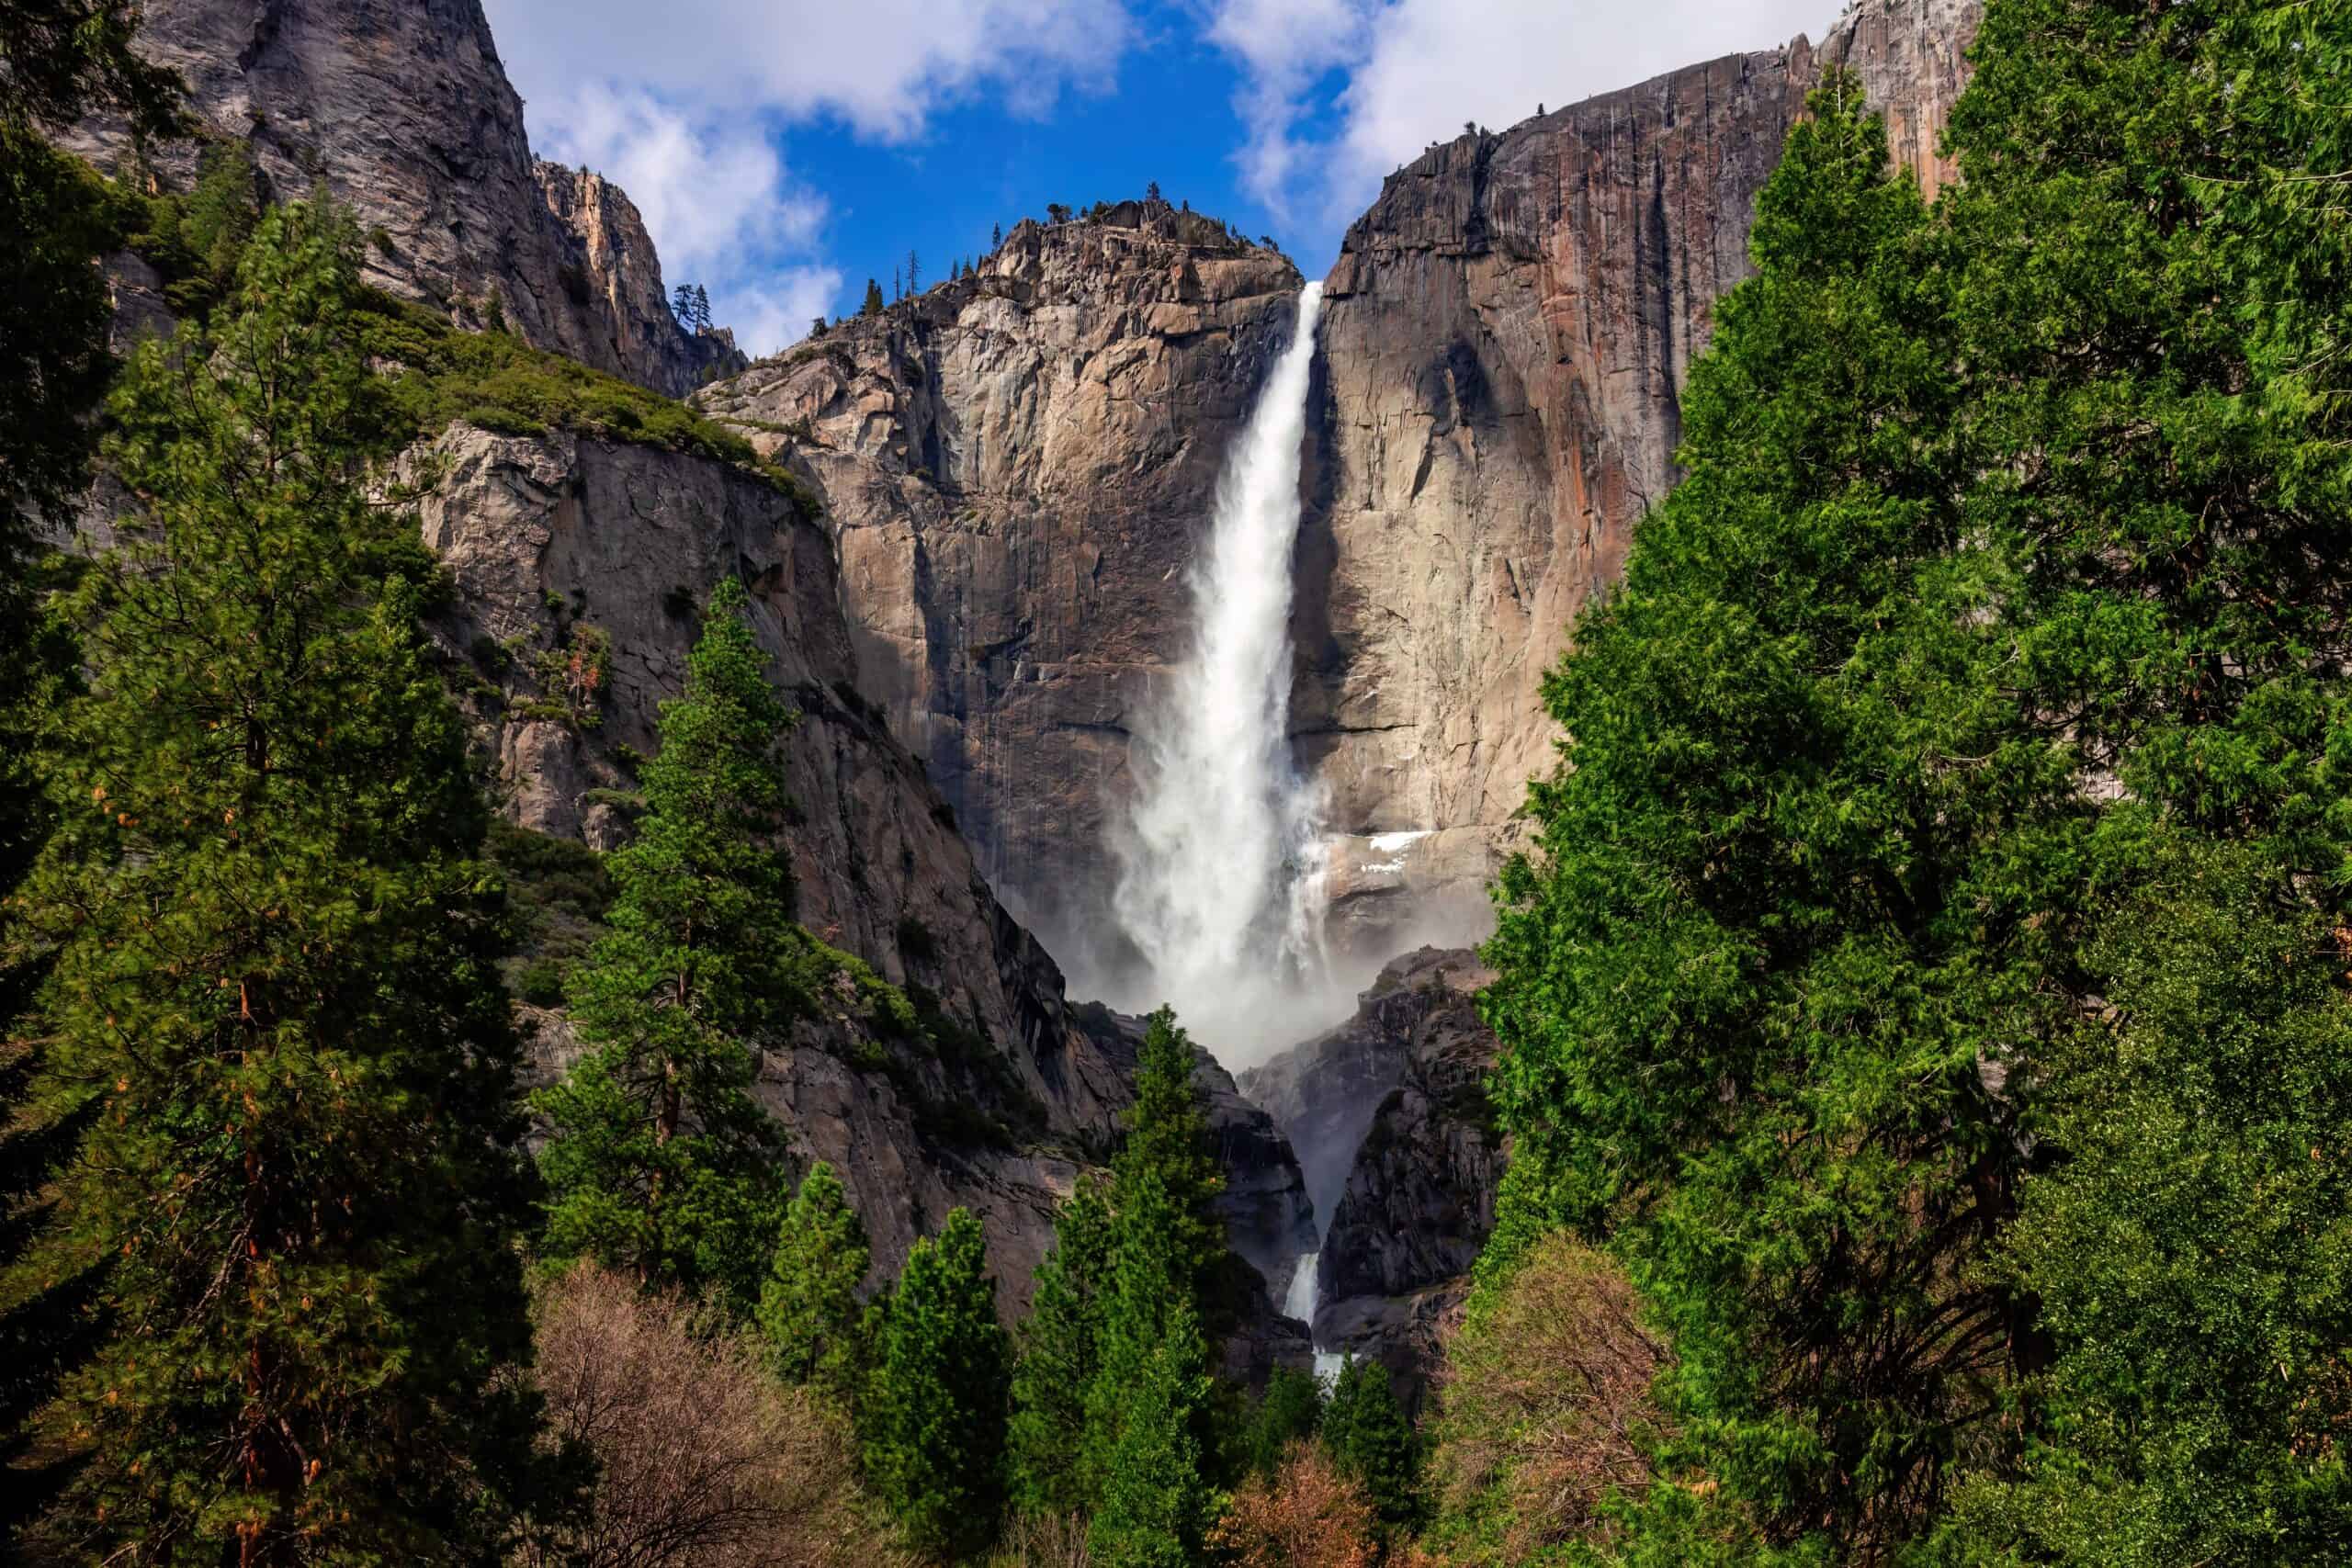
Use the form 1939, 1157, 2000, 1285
1110, 282, 1343, 1065
1283, 1252, 1346, 1385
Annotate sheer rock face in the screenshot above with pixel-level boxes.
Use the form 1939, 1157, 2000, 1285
62, 0, 734, 396
698, 3, 1976, 964
402, 423, 1309, 1325
1300, 0, 1980, 931
1240, 948, 1502, 1392
695, 207, 1305, 967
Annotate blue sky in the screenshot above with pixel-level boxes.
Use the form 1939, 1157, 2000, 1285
479, 0, 1839, 355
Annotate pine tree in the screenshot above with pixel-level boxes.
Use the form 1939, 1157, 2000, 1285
861, 277, 884, 316
905, 249, 920, 295
1088, 1303, 1212, 1568
535, 577, 801, 1311
9, 201, 549, 1562
1321, 1359, 1417, 1532
1008, 1176, 1112, 1514
991, 221, 1003, 250
1080, 1009, 1225, 1513
1479, 69, 2054, 1556
758, 1160, 868, 1401
691, 282, 711, 332
862, 1208, 1010, 1558
1241, 1366, 1323, 1479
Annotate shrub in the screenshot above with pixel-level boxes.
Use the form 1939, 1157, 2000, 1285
1428, 1233, 1670, 1554
1208, 1443, 1379, 1568
520, 1263, 895, 1568
514, 958, 567, 1009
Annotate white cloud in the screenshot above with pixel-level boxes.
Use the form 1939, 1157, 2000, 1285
485, 0, 1133, 141
1209, 0, 1842, 248
528, 82, 834, 355
481, 0, 1139, 355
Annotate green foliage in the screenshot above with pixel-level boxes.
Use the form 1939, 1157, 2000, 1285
1322, 1359, 1419, 1533
1241, 1366, 1325, 1480
1008, 1177, 1113, 1515
759, 1161, 871, 1403
7, 201, 550, 1561
862, 277, 885, 316
126, 139, 263, 313
346, 291, 811, 502
534, 579, 803, 1311
1088, 1303, 1214, 1568
1484, 2, 2352, 1560
1482, 69, 2050, 1555
861, 1207, 1010, 1558
1940, 839, 2352, 1564
0, 0, 183, 136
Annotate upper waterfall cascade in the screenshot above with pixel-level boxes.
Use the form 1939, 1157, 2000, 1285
1110, 283, 1340, 1066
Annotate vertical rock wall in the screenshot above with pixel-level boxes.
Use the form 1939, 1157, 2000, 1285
62, 0, 733, 397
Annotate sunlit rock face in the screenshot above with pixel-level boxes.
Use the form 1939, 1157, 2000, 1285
1300, 0, 1980, 937
61, 0, 735, 396
696, 205, 1306, 978
699, 2, 1978, 977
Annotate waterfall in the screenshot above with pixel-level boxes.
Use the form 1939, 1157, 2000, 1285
1110, 282, 1340, 1066
1283, 1251, 1346, 1385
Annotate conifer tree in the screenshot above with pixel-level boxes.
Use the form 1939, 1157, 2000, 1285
862, 277, 884, 316
1077, 1010, 1223, 1519
1321, 1359, 1417, 1532
990, 221, 1003, 250
1088, 1303, 1212, 1568
861, 1208, 1010, 1558
9, 201, 548, 1562
0, 7, 181, 1537
758, 1160, 868, 1401
1479, 68, 2053, 1556
1007, 1176, 1112, 1514
1241, 1366, 1324, 1479
536, 577, 799, 1311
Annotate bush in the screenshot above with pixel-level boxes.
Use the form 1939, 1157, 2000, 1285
514, 958, 567, 1009
1208, 1443, 1380, 1568
519, 1263, 898, 1568
1427, 1233, 1670, 1554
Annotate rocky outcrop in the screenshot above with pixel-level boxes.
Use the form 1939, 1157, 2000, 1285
695, 205, 1304, 971
1240, 948, 1502, 1393
399, 422, 1309, 1329
62, 0, 730, 397
1299, 0, 1981, 932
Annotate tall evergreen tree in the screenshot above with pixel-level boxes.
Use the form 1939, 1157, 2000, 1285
1479, 68, 2069, 1558
861, 1208, 1010, 1559
1240, 1366, 1323, 1480
1007, 1176, 1112, 1514
1321, 1358, 1417, 1533
1078, 1010, 1223, 1523
8, 201, 548, 1563
1087, 1303, 1211, 1568
757, 1160, 868, 1401
861, 277, 884, 316
0, 7, 181, 1530
535, 577, 799, 1311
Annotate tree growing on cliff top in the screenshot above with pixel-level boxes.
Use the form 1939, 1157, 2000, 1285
860, 277, 884, 316
536, 576, 800, 1313
861, 1207, 1010, 1558
9, 201, 550, 1562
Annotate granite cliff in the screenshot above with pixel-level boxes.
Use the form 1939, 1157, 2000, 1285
62, 0, 735, 397
695, 204, 1304, 975
695, 0, 1980, 968
398, 423, 1310, 1325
